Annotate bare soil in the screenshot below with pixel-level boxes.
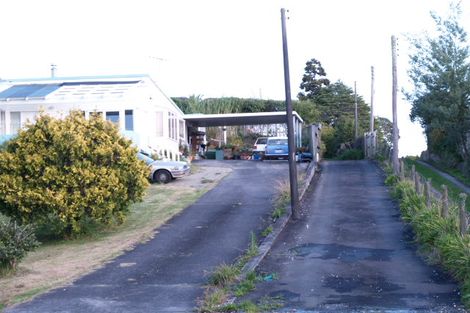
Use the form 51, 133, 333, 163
0, 164, 231, 308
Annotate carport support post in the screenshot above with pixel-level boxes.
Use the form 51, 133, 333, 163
281, 8, 300, 219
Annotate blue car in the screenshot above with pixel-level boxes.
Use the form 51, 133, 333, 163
263, 137, 289, 160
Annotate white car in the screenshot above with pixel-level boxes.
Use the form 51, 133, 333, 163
253, 137, 268, 156
137, 152, 190, 184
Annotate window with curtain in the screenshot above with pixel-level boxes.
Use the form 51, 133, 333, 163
0, 111, 5, 135
10, 112, 20, 134
168, 112, 177, 140
156, 112, 163, 136
179, 120, 185, 138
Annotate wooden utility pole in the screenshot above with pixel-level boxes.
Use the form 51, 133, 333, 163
391, 35, 400, 175
281, 8, 299, 219
354, 81, 358, 140
370, 66, 375, 132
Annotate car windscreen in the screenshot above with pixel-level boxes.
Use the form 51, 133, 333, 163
256, 138, 268, 144
137, 152, 155, 165
267, 138, 288, 145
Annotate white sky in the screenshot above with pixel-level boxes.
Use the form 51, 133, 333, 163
1, 0, 469, 156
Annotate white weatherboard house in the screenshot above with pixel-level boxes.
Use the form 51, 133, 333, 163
0, 75, 186, 160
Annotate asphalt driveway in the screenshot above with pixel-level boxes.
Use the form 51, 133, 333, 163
243, 160, 466, 312
6, 160, 290, 313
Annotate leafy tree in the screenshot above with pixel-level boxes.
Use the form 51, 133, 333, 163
309, 81, 370, 157
407, 4, 470, 167
298, 58, 330, 100
293, 100, 320, 125
314, 81, 370, 129
322, 116, 357, 158
376, 117, 393, 149
320, 125, 335, 158
0, 111, 149, 236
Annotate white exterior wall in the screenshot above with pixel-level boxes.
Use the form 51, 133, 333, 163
0, 76, 185, 161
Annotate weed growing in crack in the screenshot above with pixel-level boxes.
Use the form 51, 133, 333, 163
234, 271, 257, 297
247, 232, 259, 257
271, 207, 286, 220
208, 263, 240, 287
197, 287, 229, 313
261, 225, 273, 237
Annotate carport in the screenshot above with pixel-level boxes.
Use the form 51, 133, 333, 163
184, 111, 303, 149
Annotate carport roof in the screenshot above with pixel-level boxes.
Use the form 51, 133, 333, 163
184, 111, 303, 127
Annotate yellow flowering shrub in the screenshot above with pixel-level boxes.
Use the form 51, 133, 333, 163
0, 111, 149, 236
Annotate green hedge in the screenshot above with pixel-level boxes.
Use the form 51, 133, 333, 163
336, 148, 364, 160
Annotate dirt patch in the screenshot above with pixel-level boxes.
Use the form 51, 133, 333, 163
0, 165, 231, 308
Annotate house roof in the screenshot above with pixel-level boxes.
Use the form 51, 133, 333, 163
0, 75, 148, 101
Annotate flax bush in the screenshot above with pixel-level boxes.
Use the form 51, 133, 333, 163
391, 178, 470, 308
0, 111, 149, 237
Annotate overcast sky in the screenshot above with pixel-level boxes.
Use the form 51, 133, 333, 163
1, 0, 469, 156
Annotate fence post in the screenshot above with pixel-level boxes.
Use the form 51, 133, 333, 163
441, 185, 449, 218
425, 178, 432, 209
459, 193, 468, 236
414, 172, 421, 195
411, 165, 416, 182
399, 159, 405, 181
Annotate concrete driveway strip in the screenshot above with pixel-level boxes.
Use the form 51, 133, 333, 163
416, 160, 470, 194
6, 160, 289, 313
244, 160, 467, 312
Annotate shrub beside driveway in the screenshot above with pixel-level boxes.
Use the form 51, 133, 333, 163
0, 165, 231, 309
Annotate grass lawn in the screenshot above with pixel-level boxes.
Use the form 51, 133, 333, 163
426, 160, 470, 186
404, 158, 470, 211
0, 164, 231, 309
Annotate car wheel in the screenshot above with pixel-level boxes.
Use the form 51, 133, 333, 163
154, 170, 172, 184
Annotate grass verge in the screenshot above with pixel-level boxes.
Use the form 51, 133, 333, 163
422, 158, 470, 187
404, 158, 470, 211
0, 165, 231, 309
388, 176, 470, 309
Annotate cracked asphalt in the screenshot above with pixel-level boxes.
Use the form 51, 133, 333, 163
243, 160, 467, 312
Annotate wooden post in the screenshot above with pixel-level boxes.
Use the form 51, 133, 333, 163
399, 159, 405, 181
411, 165, 416, 182
459, 193, 468, 236
414, 172, 421, 195
354, 81, 358, 140
370, 66, 375, 133
391, 36, 400, 175
441, 185, 449, 218
280, 8, 300, 219
425, 178, 432, 209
